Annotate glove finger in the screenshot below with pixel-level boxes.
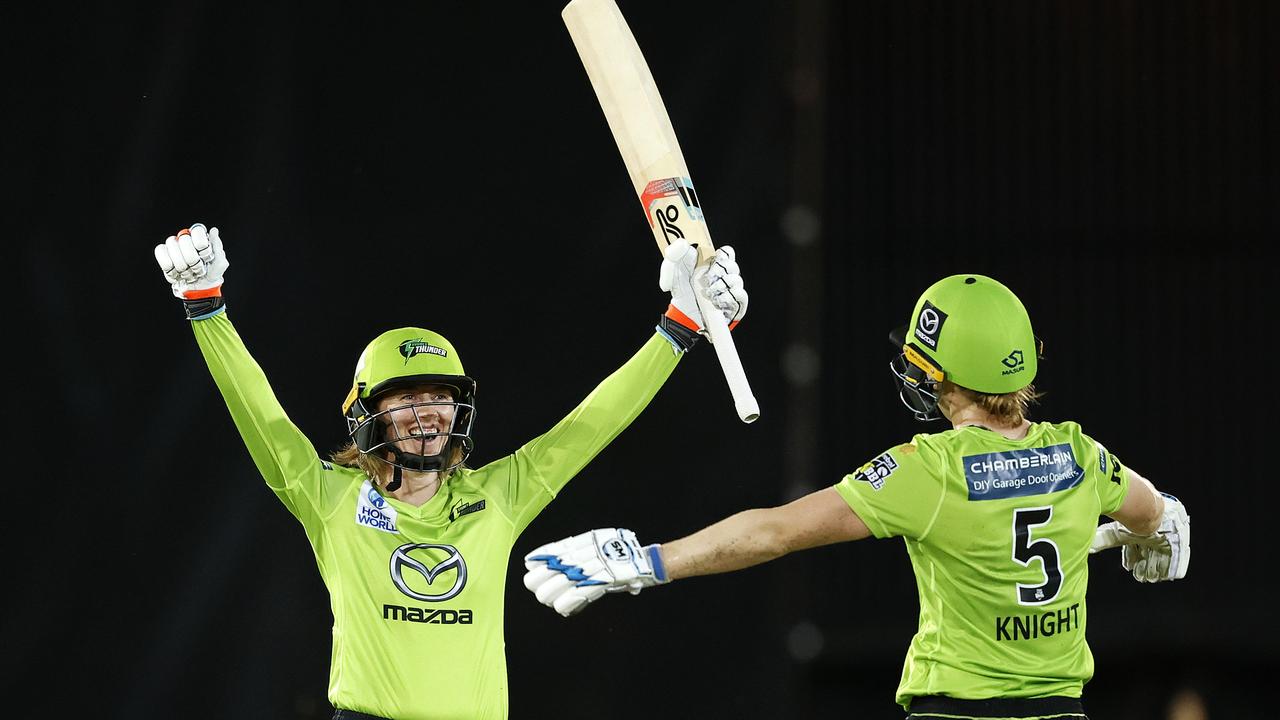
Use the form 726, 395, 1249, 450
523, 552, 552, 572
523, 565, 559, 591
154, 243, 176, 273
705, 255, 740, 281
209, 227, 225, 262
708, 274, 744, 293
707, 284, 747, 321
176, 233, 207, 277
714, 245, 736, 263
664, 238, 694, 265
533, 572, 577, 606
189, 223, 214, 263
165, 237, 202, 283
1089, 524, 1128, 553
554, 585, 607, 617
1121, 544, 1139, 571
659, 258, 676, 292
1147, 552, 1171, 582
1131, 556, 1150, 583
164, 236, 191, 273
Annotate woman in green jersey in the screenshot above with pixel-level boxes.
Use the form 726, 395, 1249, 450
154, 221, 749, 720
523, 272, 1190, 720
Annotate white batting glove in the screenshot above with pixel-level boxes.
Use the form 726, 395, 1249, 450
154, 223, 228, 299
1090, 493, 1190, 583
523, 528, 668, 617
659, 239, 748, 334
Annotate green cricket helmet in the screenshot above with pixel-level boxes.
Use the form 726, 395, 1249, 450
889, 274, 1041, 421
342, 328, 477, 479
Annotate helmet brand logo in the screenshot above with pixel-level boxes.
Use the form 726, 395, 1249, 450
913, 301, 948, 351
1001, 349, 1026, 375
398, 339, 448, 364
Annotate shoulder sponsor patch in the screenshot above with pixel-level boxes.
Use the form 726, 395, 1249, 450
356, 480, 399, 534
852, 452, 899, 491
964, 444, 1084, 500
449, 498, 486, 522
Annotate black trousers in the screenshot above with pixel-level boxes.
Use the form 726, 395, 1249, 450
907, 695, 1088, 719
333, 710, 391, 720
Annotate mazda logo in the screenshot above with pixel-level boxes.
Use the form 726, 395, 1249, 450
390, 544, 468, 602
919, 309, 939, 334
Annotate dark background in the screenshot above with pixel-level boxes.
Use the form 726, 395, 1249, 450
7, 1, 1275, 718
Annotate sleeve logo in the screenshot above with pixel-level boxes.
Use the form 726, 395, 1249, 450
852, 452, 899, 491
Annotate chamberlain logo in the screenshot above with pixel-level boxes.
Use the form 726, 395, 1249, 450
964, 444, 1083, 500
398, 339, 448, 364
390, 543, 468, 602
913, 302, 947, 351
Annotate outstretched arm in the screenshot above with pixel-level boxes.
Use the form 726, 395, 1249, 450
662, 487, 870, 580
523, 487, 869, 616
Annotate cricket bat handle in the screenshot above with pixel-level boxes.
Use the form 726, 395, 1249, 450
694, 285, 760, 423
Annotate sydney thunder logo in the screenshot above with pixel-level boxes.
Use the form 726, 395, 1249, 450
398, 339, 448, 364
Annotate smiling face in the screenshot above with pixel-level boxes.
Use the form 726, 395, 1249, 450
374, 383, 458, 459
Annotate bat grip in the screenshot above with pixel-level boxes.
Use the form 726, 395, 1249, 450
694, 289, 760, 423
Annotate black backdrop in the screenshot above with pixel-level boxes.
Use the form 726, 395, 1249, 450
8, 1, 1276, 718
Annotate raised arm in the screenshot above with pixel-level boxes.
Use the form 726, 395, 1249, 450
501, 239, 749, 530
155, 223, 330, 516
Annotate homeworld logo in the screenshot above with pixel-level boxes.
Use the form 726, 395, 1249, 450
384, 543, 474, 625
398, 339, 448, 364
356, 480, 399, 534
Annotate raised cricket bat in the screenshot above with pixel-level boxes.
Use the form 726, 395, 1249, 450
562, 0, 760, 423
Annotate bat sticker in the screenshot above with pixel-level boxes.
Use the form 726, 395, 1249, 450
641, 177, 705, 244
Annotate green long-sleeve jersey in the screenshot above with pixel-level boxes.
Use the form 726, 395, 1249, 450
834, 423, 1130, 710
192, 312, 680, 719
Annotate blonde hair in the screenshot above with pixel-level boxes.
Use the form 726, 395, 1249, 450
950, 383, 1043, 427
330, 440, 466, 488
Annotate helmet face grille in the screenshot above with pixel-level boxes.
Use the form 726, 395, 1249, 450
348, 398, 477, 473
889, 354, 943, 422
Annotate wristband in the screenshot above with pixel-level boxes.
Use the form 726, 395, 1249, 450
657, 314, 700, 352
183, 295, 226, 320
644, 543, 669, 583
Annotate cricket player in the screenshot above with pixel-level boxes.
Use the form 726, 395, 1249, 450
523, 273, 1190, 720
153, 223, 748, 720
